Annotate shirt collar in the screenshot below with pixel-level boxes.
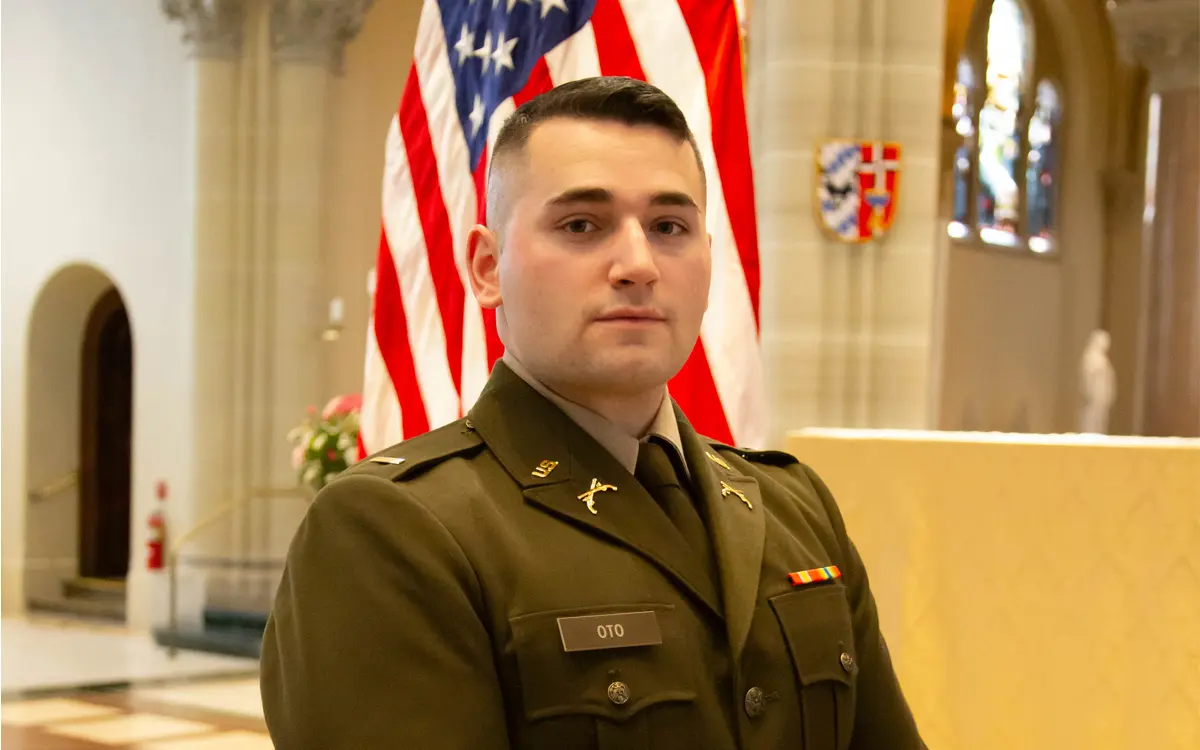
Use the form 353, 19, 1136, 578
501, 352, 688, 477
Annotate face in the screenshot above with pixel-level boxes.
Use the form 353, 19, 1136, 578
468, 117, 711, 400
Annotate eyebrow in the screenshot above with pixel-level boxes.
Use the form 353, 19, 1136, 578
546, 187, 699, 210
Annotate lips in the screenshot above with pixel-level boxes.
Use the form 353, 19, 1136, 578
596, 307, 666, 322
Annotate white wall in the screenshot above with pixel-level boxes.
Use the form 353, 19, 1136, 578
1, 0, 196, 628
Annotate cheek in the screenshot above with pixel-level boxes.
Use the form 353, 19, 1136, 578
501, 251, 567, 321
674, 257, 712, 310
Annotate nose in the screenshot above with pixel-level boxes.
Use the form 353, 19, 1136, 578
609, 218, 659, 287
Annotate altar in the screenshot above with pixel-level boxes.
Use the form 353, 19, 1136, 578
785, 429, 1200, 750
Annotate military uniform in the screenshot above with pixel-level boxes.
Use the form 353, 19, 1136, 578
260, 361, 925, 749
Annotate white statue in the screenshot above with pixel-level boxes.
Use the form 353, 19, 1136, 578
1079, 330, 1116, 434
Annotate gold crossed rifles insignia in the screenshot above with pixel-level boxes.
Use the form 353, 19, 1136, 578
705, 451, 730, 470
578, 478, 617, 515
721, 481, 752, 509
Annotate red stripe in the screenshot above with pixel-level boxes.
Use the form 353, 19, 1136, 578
373, 227, 430, 439
398, 64, 464, 399
672, 339, 734, 445
677, 0, 760, 327
590, 0, 646, 79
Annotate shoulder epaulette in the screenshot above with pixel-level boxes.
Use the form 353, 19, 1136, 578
705, 439, 800, 467
346, 418, 485, 482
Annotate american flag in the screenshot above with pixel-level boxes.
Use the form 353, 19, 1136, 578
360, 0, 764, 456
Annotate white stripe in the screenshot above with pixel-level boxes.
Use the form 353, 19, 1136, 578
543, 20, 602, 83
414, 0, 477, 289
415, 1, 489, 415
621, 0, 766, 447
381, 114, 462, 429
361, 313, 404, 452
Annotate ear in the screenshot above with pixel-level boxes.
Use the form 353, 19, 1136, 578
468, 224, 502, 310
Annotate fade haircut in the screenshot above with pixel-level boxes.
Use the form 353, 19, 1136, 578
484, 76, 707, 234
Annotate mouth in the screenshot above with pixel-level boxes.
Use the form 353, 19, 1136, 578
595, 308, 667, 323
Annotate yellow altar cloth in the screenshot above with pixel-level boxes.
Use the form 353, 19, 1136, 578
786, 429, 1200, 750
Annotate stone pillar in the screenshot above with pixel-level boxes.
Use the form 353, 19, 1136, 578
266, 0, 372, 491
1108, 0, 1200, 436
159, 1, 375, 622
245, 0, 375, 565
749, 0, 947, 444
159, 0, 246, 630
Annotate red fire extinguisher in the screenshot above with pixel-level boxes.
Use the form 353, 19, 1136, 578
147, 510, 165, 570
147, 481, 167, 570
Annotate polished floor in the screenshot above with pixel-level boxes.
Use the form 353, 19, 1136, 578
2, 616, 270, 748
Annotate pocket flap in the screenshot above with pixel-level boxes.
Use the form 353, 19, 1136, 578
769, 584, 857, 687
509, 603, 696, 723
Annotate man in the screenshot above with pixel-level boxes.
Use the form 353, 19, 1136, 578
261, 76, 925, 750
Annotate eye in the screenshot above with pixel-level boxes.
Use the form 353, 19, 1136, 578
561, 218, 598, 234
652, 220, 687, 236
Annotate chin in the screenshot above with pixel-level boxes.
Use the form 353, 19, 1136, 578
584, 356, 677, 393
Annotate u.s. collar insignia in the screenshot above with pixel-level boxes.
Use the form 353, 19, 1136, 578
532, 460, 559, 478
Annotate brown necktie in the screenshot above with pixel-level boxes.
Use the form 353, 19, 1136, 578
635, 438, 718, 590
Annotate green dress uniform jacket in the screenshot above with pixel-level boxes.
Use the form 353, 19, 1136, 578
260, 362, 926, 750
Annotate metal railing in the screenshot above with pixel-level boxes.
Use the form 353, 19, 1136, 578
27, 470, 79, 503
165, 486, 310, 657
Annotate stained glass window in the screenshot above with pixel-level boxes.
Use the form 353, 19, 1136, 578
950, 59, 976, 238
1026, 80, 1059, 252
947, 0, 1057, 253
975, 0, 1025, 247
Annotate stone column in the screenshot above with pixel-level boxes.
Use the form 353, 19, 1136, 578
749, 0, 947, 444
266, 1, 372, 492
251, 0, 375, 561
159, 0, 247, 630
1108, 0, 1200, 436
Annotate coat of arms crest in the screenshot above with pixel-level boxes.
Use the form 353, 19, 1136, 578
815, 140, 902, 243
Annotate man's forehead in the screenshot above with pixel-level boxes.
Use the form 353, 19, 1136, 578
520, 119, 704, 200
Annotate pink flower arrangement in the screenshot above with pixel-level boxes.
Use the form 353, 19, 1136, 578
287, 393, 362, 492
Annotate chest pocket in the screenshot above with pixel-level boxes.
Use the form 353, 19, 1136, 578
508, 603, 699, 750
770, 583, 858, 750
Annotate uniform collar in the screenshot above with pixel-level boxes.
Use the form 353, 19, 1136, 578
501, 352, 688, 477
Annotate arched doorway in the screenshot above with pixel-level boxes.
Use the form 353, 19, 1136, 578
23, 264, 133, 620
79, 288, 133, 581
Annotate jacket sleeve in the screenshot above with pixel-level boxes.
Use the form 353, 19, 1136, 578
802, 465, 928, 750
260, 473, 509, 750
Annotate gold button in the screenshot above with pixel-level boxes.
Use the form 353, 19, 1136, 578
840, 652, 855, 673
607, 681, 630, 705
744, 687, 765, 718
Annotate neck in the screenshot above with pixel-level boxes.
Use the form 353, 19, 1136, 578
503, 352, 663, 438
545, 382, 665, 439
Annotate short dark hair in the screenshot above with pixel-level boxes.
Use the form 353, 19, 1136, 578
486, 76, 706, 230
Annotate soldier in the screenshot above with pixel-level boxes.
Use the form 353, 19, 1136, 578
261, 76, 925, 750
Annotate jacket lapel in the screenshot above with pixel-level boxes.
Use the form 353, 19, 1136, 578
467, 362, 723, 620
676, 407, 765, 665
